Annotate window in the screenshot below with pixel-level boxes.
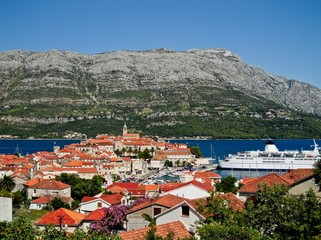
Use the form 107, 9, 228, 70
97, 202, 102, 208
153, 207, 161, 216
182, 205, 189, 216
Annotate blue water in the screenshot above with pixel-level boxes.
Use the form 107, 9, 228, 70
0, 139, 81, 155
1, 138, 319, 179
169, 139, 320, 160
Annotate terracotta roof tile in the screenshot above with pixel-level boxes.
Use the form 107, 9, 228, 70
35, 208, 84, 226
62, 161, 84, 167
143, 184, 159, 191
238, 173, 294, 193
119, 221, 192, 240
83, 208, 106, 221
218, 193, 244, 211
29, 179, 70, 190
193, 171, 221, 179
129, 194, 186, 213
31, 196, 71, 204
283, 168, 314, 183
24, 178, 44, 187
107, 185, 128, 194
81, 193, 123, 205
81, 196, 97, 203
100, 193, 123, 205
108, 182, 139, 190
160, 180, 213, 193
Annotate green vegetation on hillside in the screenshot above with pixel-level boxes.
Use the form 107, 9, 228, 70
1, 111, 321, 139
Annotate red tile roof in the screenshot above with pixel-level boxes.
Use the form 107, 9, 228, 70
283, 168, 314, 183
31, 196, 54, 204
193, 171, 221, 179
83, 208, 106, 221
129, 194, 186, 213
35, 208, 84, 226
107, 182, 139, 190
107, 185, 128, 194
240, 177, 258, 185
143, 184, 159, 191
24, 178, 44, 187
119, 221, 192, 240
238, 173, 294, 193
31, 196, 71, 205
81, 193, 122, 205
159, 182, 183, 192
29, 179, 70, 190
217, 193, 244, 211
160, 180, 213, 193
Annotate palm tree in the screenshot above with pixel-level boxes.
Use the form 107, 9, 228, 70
142, 213, 156, 227
0, 175, 16, 192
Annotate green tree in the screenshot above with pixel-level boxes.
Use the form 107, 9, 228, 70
51, 197, 70, 210
0, 216, 39, 240
188, 146, 203, 158
164, 160, 173, 167
0, 175, 15, 192
197, 222, 262, 240
215, 176, 238, 193
39, 224, 66, 240
12, 188, 27, 206
56, 173, 80, 187
55, 173, 104, 202
197, 191, 235, 225
114, 149, 121, 157
313, 158, 321, 191
243, 184, 321, 239
142, 213, 156, 227
244, 184, 289, 238
139, 149, 152, 160
71, 200, 80, 210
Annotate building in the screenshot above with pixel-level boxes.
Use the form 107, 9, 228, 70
0, 197, 12, 222
126, 194, 187, 231
119, 221, 192, 240
159, 180, 213, 199
79, 193, 124, 214
35, 208, 84, 233
25, 179, 71, 200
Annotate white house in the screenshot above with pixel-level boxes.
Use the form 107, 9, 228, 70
160, 180, 212, 199
155, 200, 205, 235
79, 193, 124, 214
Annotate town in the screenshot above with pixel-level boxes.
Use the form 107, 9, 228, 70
0, 124, 321, 239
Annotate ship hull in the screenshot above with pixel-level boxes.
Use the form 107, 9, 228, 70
218, 158, 318, 170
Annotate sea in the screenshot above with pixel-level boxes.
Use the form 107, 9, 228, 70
0, 138, 319, 180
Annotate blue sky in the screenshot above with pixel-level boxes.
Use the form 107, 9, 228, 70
1, 0, 321, 88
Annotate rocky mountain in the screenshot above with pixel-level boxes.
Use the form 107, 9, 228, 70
0, 48, 321, 138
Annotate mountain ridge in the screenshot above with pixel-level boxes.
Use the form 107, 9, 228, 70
0, 48, 321, 138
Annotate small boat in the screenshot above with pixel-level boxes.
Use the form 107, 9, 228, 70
208, 144, 217, 164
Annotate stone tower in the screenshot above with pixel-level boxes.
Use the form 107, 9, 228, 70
123, 122, 128, 136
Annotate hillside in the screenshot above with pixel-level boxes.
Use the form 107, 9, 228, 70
1, 48, 321, 139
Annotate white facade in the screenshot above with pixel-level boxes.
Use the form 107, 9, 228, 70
180, 174, 194, 183
29, 203, 47, 210
160, 184, 210, 199
0, 170, 13, 178
150, 160, 165, 169
80, 199, 111, 214
27, 186, 71, 200
156, 202, 204, 234
0, 197, 12, 222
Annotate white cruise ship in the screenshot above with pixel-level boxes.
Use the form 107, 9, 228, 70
218, 140, 321, 170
